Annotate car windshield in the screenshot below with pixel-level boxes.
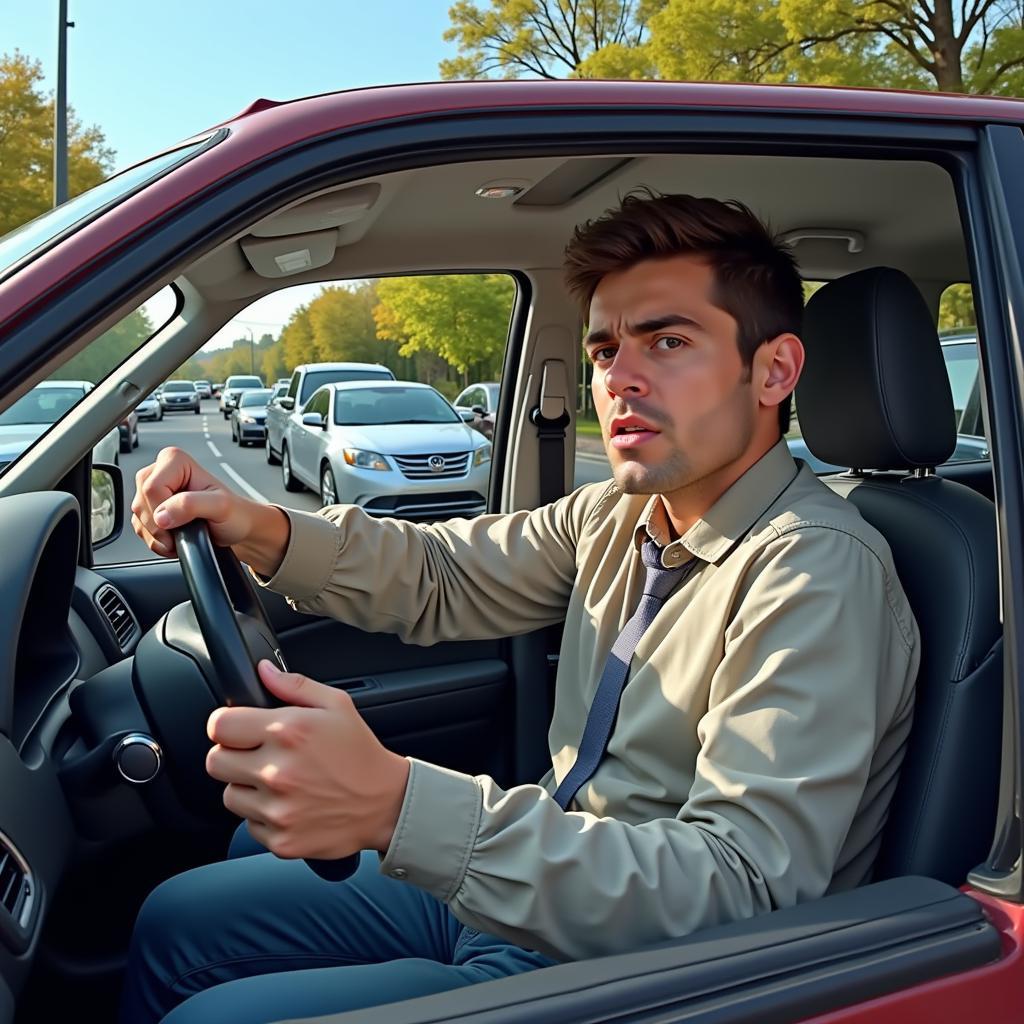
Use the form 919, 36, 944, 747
0, 386, 84, 425
239, 390, 273, 407
164, 382, 194, 392
228, 377, 262, 388
334, 387, 459, 426
301, 369, 392, 405
0, 140, 210, 279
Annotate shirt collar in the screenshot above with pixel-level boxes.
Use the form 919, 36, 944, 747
632, 439, 800, 566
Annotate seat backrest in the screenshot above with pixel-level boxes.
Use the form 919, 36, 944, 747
797, 267, 1002, 885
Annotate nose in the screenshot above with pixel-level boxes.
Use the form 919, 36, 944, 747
601, 346, 650, 399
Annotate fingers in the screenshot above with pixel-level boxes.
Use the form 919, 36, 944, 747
257, 660, 350, 712
207, 705, 274, 747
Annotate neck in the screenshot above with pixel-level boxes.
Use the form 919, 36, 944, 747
660, 434, 780, 537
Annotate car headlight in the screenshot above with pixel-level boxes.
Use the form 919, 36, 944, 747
473, 443, 492, 467
343, 448, 389, 471
240, 415, 256, 424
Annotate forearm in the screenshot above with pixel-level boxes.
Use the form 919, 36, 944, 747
232, 501, 291, 578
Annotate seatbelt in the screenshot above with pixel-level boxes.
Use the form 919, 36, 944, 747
529, 359, 571, 506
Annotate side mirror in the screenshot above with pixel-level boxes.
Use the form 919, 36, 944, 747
280, 397, 296, 411
458, 408, 475, 423
302, 412, 326, 429
471, 405, 487, 416
90, 463, 125, 549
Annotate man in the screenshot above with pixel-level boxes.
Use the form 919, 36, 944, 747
122, 192, 918, 1024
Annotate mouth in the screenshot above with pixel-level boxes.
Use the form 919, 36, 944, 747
608, 416, 661, 450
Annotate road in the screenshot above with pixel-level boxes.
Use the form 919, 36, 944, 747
104, 400, 611, 562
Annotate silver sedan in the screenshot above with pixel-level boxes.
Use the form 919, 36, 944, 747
281, 381, 491, 520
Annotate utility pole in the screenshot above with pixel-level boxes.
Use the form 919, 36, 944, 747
245, 327, 254, 374
54, 0, 75, 207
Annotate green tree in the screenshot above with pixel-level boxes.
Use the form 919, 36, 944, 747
374, 275, 515, 383
308, 283, 383, 363
58, 309, 154, 383
442, 0, 658, 79
0, 51, 114, 236
644, 0, 1024, 93
938, 283, 976, 330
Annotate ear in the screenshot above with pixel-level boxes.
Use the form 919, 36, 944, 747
755, 333, 804, 413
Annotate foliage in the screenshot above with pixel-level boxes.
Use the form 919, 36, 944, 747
938, 283, 976, 331
374, 275, 515, 382
442, 0, 659, 79
57, 309, 154, 384
0, 51, 114, 237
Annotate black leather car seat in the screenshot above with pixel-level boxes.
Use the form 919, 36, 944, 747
796, 267, 1003, 885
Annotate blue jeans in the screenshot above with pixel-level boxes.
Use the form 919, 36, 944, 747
119, 823, 556, 1023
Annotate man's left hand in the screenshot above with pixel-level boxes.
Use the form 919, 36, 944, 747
206, 660, 410, 860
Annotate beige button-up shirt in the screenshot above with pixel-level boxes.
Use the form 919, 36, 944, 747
259, 440, 919, 962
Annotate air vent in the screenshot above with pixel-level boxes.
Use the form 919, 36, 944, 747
96, 585, 139, 652
0, 836, 33, 931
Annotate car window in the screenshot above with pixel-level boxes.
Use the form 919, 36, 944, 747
164, 382, 195, 392
305, 390, 330, 418
0, 287, 176, 480
239, 390, 273, 408
0, 140, 212, 279
334, 386, 459, 426
98, 273, 513, 564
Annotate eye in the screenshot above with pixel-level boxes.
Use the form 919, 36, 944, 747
654, 335, 686, 351
589, 345, 617, 363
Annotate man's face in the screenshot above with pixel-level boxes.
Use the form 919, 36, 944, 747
585, 255, 760, 502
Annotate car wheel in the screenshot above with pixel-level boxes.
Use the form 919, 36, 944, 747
266, 440, 280, 466
157, 409, 163, 421
119, 433, 131, 455
194, 407, 200, 415
132, 426, 139, 449
320, 464, 338, 507
281, 444, 303, 492
231, 425, 237, 443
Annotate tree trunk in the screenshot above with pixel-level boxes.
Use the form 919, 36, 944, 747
928, 0, 965, 92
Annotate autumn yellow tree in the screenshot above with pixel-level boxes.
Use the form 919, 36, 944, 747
0, 51, 114, 236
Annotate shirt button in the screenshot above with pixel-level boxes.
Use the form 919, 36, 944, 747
389, 868, 408, 879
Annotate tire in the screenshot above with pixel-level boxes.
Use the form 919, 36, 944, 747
320, 464, 338, 507
223, 411, 229, 420
119, 433, 131, 455
281, 444, 303, 492
231, 425, 237, 444
157, 409, 163, 421
132, 426, 139, 449
266, 439, 280, 465
194, 407, 200, 415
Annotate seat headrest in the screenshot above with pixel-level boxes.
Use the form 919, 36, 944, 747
796, 267, 956, 471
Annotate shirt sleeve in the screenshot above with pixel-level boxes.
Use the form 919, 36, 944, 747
380, 525, 917, 962
252, 483, 610, 644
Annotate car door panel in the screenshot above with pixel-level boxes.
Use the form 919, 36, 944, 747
96, 561, 516, 782
310, 877, 1001, 1024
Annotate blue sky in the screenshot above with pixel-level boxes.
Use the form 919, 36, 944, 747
3, 1, 457, 171
2, 1, 461, 347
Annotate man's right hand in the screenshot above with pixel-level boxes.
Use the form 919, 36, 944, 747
131, 447, 290, 576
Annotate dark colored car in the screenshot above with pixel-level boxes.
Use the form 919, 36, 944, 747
229, 387, 273, 447
117, 408, 139, 454
0, 81, 1023, 1024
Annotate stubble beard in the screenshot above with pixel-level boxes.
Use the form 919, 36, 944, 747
613, 446, 692, 496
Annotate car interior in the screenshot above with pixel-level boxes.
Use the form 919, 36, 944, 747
0, 134, 1009, 1022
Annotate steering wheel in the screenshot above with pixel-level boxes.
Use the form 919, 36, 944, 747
174, 520, 359, 882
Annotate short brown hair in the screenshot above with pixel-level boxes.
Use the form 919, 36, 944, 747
564, 190, 803, 432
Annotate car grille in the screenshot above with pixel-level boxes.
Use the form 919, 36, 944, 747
166, 396, 193, 404
363, 491, 486, 520
392, 452, 470, 480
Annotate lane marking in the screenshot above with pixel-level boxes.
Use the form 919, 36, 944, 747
220, 462, 268, 503
207, 441, 222, 457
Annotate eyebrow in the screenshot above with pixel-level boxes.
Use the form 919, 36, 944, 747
583, 314, 705, 348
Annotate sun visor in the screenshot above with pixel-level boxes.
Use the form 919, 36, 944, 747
249, 183, 381, 237
240, 229, 338, 279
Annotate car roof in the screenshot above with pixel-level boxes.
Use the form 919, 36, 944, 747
35, 380, 88, 389
296, 362, 391, 371
326, 380, 431, 393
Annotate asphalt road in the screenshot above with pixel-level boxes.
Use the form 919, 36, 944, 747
102, 399, 612, 563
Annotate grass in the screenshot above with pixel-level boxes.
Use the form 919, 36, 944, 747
575, 415, 604, 437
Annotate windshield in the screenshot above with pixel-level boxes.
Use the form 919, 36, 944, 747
239, 389, 273, 407
0, 386, 85, 426
164, 382, 195, 393
227, 377, 263, 388
0, 139, 210, 278
301, 369, 392, 405
334, 387, 459, 426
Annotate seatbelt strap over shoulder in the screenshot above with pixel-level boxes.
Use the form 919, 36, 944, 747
530, 359, 571, 506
